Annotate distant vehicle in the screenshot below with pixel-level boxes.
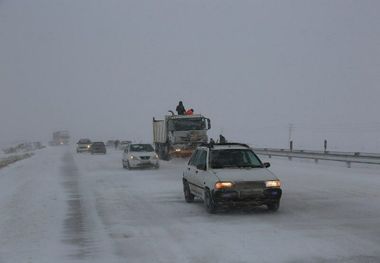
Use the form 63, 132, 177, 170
118, 140, 132, 150
182, 143, 282, 213
50, 130, 70, 145
153, 112, 211, 160
76, 139, 92, 153
122, 143, 159, 169
106, 140, 115, 147
90, 142, 106, 154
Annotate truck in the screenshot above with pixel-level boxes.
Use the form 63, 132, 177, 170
50, 130, 70, 145
153, 113, 211, 160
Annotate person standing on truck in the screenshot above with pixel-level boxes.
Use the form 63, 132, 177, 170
185, 108, 194, 115
176, 101, 186, 115
219, 134, 227, 144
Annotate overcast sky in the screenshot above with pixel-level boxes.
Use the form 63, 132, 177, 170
1, 0, 379, 151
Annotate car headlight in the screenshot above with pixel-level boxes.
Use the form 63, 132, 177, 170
129, 155, 137, 160
215, 181, 234, 189
265, 180, 281, 188
153, 154, 159, 159
87, 145, 90, 148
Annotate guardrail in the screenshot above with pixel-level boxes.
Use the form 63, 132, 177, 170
252, 148, 380, 168
0, 153, 34, 169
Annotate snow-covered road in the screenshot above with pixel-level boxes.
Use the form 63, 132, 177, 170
0, 146, 379, 263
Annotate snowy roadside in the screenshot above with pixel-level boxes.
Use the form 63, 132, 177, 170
0, 152, 34, 169
0, 146, 68, 263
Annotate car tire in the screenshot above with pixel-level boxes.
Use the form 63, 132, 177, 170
267, 201, 280, 212
183, 181, 194, 203
204, 189, 217, 214
122, 160, 127, 169
126, 161, 132, 170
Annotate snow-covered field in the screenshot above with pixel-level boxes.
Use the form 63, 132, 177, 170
0, 146, 379, 263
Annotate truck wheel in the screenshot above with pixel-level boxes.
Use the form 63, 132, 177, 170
204, 189, 217, 214
267, 201, 280, 212
161, 148, 170, 161
183, 181, 194, 203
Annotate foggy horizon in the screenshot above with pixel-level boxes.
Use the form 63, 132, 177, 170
1, 0, 379, 152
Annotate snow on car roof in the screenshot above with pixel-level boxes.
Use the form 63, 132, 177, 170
199, 143, 251, 150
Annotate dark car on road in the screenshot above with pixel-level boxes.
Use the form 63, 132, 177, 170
90, 142, 106, 154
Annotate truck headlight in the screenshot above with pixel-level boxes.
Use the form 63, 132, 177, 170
215, 181, 233, 189
265, 180, 281, 188
175, 148, 181, 152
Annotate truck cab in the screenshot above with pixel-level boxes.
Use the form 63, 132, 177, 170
153, 114, 211, 160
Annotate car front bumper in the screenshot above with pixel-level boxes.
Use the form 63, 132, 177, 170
91, 149, 106, 154
212, 188, 282, 207
129, 159, 159, 168
77, 147, 90, 152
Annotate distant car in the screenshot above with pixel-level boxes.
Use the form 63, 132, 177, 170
90, 142, 106, 154
118, 140, 132, 150
182, 143, 282, 213
76, 139, 92, 153
106, 140, 115, 147
122, 143, 159, 169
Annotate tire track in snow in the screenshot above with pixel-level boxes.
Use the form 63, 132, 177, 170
60, 151, 119, 262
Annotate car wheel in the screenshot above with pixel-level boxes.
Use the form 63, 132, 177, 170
204, 189, 217, 214
267, 201, 280, 212
183, 181, 194, 203
126, 161, 132, 170
122, 160, 127, 169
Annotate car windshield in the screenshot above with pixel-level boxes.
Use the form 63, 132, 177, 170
130, 144, 154, 152
168, 118, 206, 131
210, 149, 262, 169
78, 139, 91, 144
92, 142, 104, 146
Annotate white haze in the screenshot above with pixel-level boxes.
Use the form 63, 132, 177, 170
1, 0, 379, 152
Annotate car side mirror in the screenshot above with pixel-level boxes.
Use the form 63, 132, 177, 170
197, 164, 206, 171
263, 162, 270, 168
207, 118, 211, 130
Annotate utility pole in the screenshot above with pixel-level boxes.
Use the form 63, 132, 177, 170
288, 123, 293, 145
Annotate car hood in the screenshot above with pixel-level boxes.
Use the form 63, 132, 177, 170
130, 152, 156, 157
211, 168, 278, 182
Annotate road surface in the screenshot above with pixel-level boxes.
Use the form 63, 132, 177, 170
0, 146, 379, 263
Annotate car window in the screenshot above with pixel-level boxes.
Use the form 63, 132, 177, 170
210, 149, 262, 169
78, 139, 91, 144
130, 144, 154, 152
195, 150, 207, 170
188, 150, 200, 166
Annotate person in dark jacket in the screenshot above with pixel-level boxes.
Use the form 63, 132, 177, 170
176, 101, 186, 115
219, 134, 227, 144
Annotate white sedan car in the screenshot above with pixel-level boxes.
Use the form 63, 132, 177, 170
122, 143, 160, 169
183, 143, 282, 213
